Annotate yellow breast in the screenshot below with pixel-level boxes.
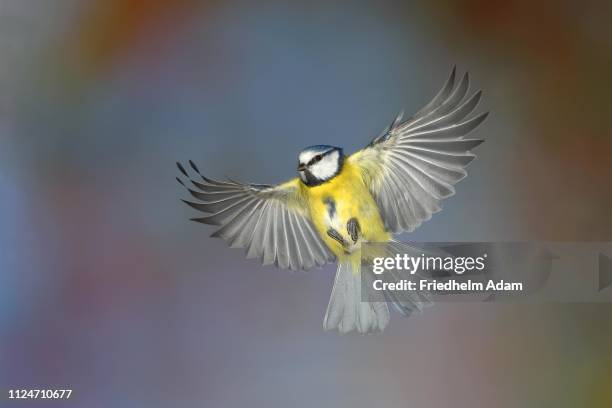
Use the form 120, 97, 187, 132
301, 161, 390, 259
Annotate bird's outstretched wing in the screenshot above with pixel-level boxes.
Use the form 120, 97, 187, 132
349, 67, 488, 234
177, 161, 335, 270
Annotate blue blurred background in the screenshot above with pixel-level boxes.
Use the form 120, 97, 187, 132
1, 0, 611, 407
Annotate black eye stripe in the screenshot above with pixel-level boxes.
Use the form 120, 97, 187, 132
307, 154, 323, 166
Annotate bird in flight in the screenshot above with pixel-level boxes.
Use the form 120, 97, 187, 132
177, 67, 487, 334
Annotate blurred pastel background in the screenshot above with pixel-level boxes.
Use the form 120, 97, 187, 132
1, 0, 611, 407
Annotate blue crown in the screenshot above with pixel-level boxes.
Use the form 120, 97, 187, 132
301, 145, 342, 154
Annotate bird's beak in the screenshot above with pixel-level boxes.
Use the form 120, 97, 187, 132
297, 163, 307, 172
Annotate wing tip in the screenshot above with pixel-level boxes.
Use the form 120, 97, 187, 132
190, 217, 212, 225
189, 159, 200, 174
181, 199, 209, 213
176, 161, 188, 177
464, 138, 485, 151
477, 111, 490, 122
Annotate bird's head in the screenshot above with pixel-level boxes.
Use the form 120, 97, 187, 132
297, 145, 344, 186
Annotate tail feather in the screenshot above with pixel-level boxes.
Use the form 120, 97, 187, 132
324, 241, 438, 334
323, 262, 390, 334
379, 240, 434, 315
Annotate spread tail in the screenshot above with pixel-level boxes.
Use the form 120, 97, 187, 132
323, 261, 390, 334
323, 241, 435, 334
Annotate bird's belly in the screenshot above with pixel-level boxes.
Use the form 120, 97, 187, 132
308, 181, 390, 257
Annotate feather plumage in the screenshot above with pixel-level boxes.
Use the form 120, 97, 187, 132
349, 67, 487, 234
177, 163, 335, 270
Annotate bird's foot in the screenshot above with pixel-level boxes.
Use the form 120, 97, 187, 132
327, 228, 347, 248
347, 218, 360, 243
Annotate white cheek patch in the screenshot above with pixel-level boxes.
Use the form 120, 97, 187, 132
310, 150, 339, 181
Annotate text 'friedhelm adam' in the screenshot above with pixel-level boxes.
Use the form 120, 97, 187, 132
369, 254, 523, 293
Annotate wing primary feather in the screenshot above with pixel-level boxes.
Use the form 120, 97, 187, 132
181, 195, 250, 214
398, 113, 489, 142
191, 194, 256, 214
276, 208, 291, 270
184, 196, 256, 225
195, 174, 240, 188
203, 177, 239, 187
186, 188, 244, 202
189, 160, 200, 174
404, 148, 476, 167
381, 166, 416, 229
293, 215, 316, 269
421, 66, 456, 113
271, 202, 281, 266
400, 150, 467, 174
261, 202, 278, 266
247, 201, 271, 260
211, 199, 260, 242
177, 162, 188, 177
190, 178, 245, 192
285, 212, 303, 270
245, 200, 271, 259
410, 66, 456, 120
408, 90, 482, 134
435, 71, 470, 115
232, 200, 265, 249
277, 206, 293, 270
378, 184, 401, 232
388, 155, 455, 200
220, 200, 264, 247
287, 212, 306, 269
400, 139, 484, 156
389, 151, 467, 185
386, 161, 432, 222
401, 72, 470, 132
204, 197, 259, 225
301, 217, 333, 266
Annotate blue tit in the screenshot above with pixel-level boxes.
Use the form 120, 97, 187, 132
177, 67, 487, 334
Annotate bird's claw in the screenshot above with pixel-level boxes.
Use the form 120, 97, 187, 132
347, 218, 360, 243
327, 228, 347, 247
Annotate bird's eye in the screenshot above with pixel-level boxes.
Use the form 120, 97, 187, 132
315, 155, 322, 162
